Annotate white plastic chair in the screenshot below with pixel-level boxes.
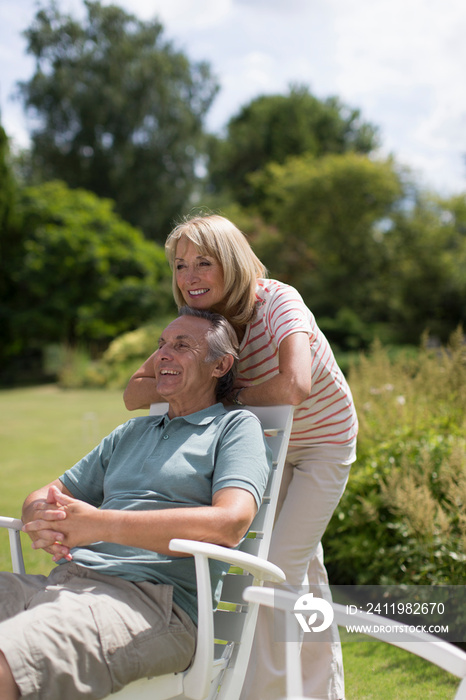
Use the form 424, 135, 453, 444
0, 404, 294, 700
242, 586, 466, 700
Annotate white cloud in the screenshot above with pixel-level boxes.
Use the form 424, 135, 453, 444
110, 0, 233, 28
323, 0, 466, 192
0, 0, 465, 193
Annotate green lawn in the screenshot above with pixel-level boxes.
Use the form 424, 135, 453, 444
341, 633, 458, 698
0, 385, 461, 698
0, 384, 147, 573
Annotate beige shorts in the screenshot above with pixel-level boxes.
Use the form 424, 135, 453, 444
0, 563, 196, 700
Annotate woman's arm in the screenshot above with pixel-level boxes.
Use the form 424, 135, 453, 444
233, 331, 312, 407
123, 351, 163, 410
124, 331, 312, 411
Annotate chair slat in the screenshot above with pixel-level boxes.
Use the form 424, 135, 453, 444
238, 536, 262, 557
220, 573, 253, 605
214, 610, 248, 643
265, 434, 284, 463
249, 503, 268, 531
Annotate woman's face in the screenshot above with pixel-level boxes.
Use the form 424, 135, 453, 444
174, 237, 226, 309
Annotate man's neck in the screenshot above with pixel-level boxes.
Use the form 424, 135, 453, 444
166, 397, 218, 420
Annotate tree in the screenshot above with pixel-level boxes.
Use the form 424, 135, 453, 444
4, 181, 173, 365
0, 125, 23, 363
247, 152, 403, 349
0, 126, 17, 232
383, 192, 466, 343
18, 1, 219, 241
207, 86, 380, 205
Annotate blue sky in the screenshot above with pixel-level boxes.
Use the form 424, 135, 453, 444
1, 0, 466, 196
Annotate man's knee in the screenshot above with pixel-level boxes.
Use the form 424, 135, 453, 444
0, 651, 20, 700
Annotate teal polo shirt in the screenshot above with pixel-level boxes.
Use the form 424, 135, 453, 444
59, 404, 272, 624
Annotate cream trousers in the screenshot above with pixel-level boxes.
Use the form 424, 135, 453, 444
241, 440, 356, 700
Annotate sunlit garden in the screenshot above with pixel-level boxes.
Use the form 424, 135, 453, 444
1, 329, 465, 697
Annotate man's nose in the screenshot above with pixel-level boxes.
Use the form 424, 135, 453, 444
157, 344, 174, 361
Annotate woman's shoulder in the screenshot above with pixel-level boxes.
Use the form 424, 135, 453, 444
256, 278, 306, 304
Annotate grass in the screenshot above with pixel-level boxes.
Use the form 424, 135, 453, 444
0, 385, 461, 698
341, 633, 458, 698
0, 384, 146, 573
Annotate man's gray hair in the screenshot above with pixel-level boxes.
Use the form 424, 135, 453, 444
178, 306, 239, 401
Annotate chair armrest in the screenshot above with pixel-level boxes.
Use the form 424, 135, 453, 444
331, 603, 466, 679
0, 516, 23, 531
168, 538, 285, 700
0, 516, 25, 575
169, 539, 286, 583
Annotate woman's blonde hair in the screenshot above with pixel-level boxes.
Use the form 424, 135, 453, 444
165, 214, 267, 327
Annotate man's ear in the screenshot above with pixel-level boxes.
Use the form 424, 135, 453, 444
212, 354, 234, 378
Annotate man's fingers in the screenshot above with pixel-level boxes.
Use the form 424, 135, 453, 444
23, 509, 66, 529
23, 521, 65, 540
52, 549, 73, 562
42, 507, 66, 520
33, 501, 66, 515
31, 533, 67, 549
42, 543, 73, 562
31, 532, 65, 546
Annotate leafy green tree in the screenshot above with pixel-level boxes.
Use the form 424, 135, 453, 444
0, 125, 23, 363
248, 152, 403, 348
18, 1, 218, 241
383, 192, 466, 343
207, 86, 380, 205
0, 126, 17, 231
6, 181, 173, 362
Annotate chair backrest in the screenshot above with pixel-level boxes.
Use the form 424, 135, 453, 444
150, 402, 294, 700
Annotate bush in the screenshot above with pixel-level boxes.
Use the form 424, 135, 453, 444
55, 316, 176, 389
323, 328, 466, 586
4, 181, 174, 360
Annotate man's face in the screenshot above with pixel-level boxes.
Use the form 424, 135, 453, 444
154, 315, 222, 414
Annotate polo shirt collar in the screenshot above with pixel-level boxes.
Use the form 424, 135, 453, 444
154, 402, 226, 428
179, 402, 226, 426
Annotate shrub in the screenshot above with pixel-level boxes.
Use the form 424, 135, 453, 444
57, 317, 176, 389
323, 329, 466, 586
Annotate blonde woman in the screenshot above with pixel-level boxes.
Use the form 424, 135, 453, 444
124, 214, 358, 700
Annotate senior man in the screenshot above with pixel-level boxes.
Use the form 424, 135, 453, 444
0, 307, 272, 700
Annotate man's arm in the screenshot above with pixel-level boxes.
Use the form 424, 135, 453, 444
123, 351, 162, 410
22, 480, 75, 561
23, 485, 257, 556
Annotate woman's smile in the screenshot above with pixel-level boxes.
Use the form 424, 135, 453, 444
188, 288, 210, 297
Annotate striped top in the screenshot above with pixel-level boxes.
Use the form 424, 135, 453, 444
237, 279, 358, 447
